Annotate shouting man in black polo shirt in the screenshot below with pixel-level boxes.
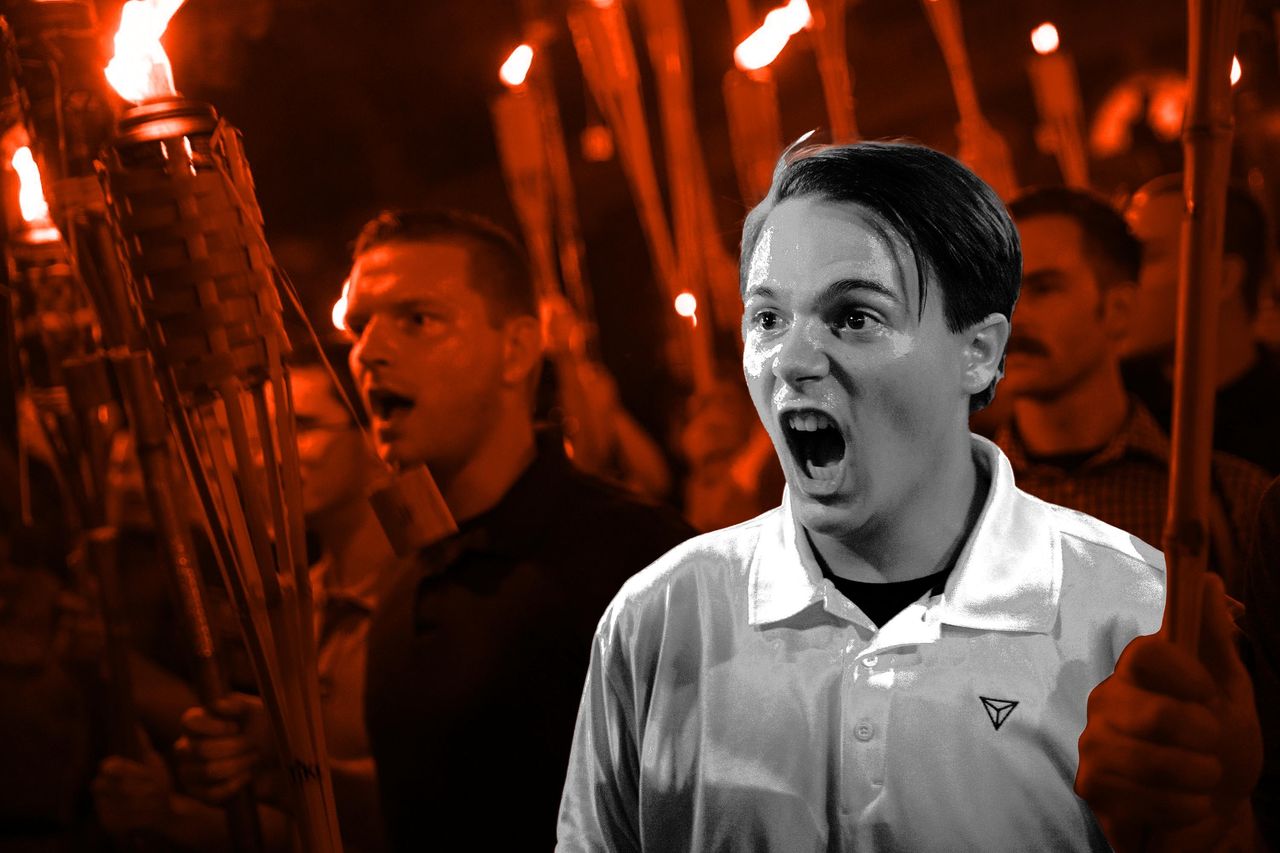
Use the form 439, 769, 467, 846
340, 210, 692, 849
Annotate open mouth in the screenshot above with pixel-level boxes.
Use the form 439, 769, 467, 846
781, 410, 846, 481
366, 388, 415, 421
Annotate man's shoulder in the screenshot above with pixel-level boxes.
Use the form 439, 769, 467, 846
598, 508, 776, 630
1020, 487, 1165, 579
550, 465, 695, 542
1021, 490, 1165, 620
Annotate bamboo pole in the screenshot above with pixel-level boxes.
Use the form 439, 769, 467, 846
1162, 0, 1243, 649
918, 0, 1018, 199
808, 0, 859, 142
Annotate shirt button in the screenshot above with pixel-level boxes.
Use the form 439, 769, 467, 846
854, 720, 875, 742
862, 655, 878, 668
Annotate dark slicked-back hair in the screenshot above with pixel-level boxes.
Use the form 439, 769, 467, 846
741, 140, 1022, 411
1133, 175, 1271, 315
1009, 186, 1142, 288
353, 208, 537, 325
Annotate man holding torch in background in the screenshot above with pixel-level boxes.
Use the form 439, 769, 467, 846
176, 209, 692, 850
558, 141, 1259, 851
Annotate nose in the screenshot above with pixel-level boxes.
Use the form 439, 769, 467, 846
351, 315, 394, 372
773, 318, 830, 388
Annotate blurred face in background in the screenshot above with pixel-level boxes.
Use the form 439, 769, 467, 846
291, 365, 370, 519
1123, 188, 1182, 359
1004, 215, 1130, 400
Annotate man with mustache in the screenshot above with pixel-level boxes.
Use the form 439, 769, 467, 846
999, 187, 1267, 592
558, 143, 1261, 850
338, 209, 693, 849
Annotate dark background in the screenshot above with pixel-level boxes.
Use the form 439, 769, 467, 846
105, 0, 1280, 446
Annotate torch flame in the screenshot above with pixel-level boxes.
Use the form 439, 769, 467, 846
104, 0, 186, 103
674, 291, 698, 318
500, 44, 535, 88
734, 0, 813, 72
332, 279, 350, 331
1030, 23, 1060, 56
11, 146, 51, 225
1231, 55, 1241, 87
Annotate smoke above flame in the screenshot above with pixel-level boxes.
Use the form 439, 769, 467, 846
104, 0, 186, 103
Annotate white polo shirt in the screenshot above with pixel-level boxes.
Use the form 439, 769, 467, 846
558, 436, 1166, 852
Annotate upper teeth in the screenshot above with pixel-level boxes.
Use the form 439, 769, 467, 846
787, 411, 835, 432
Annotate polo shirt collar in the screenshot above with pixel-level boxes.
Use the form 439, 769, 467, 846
748, 435, 1061, 634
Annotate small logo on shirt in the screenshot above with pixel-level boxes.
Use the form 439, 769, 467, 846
979, 696, 1019, 730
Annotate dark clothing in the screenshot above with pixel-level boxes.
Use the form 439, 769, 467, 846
1123, 350, 1280, 475
996, 399, 1269, 595
364, 441, 693, 851
1244, 477, 1280, 850
822, 567, 952, 628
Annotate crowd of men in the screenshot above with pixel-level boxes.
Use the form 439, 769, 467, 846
2, 139, 1279, 851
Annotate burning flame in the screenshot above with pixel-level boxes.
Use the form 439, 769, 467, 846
332, 279, 350, 331
1030, 23, 1059, 56
734, 0, 813, 72
1231, 55, 1241, 86
11, 147, 51, 224
674, 291, 698, 318
104, 0, 186, 103
500, 44, 534, 88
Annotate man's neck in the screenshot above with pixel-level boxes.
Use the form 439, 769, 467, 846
312, 497, 393, 592
439, 408, 538, 523
1012, 362, 1129, 457
808, 428, 987, 584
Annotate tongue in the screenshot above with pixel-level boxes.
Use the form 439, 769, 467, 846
803, 428, 844, 479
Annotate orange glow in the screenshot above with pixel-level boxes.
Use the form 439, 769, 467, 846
588, 0, 614, 7
1231, 55, 1241, 86
104, 0, 186, 103
499, 44, 534, 88
332, 279, 350, 331
733, 0, 813, 72
11, 146, 51, 224
674, 291, 698, 318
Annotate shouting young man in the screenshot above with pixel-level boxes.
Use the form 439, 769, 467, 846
557, 142, 1259, 850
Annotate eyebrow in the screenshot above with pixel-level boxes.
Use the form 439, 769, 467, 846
824, 278, 902, 304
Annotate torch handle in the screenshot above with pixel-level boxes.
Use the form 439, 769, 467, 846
1162, 0, 1243, 650
809, 0, 859, 142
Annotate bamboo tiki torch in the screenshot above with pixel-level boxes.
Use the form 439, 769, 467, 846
635, 0, 740, 342
1163, 0, 1244, 650
95, 2, 343, 848
567, 0, 715, 393
1, 4, 264, 847
2, 140, 145, 765
1026, 22, 1089, 188
492, 43, 561, 306
807, 0, 858, 143
525, 32, 601, 348
724, 0, 805, 206
919, 0, 1018, 199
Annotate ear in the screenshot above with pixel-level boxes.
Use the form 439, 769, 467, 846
959, 312, 1010, 398
1101, 282, 1136, 343
501, 315, 544, 386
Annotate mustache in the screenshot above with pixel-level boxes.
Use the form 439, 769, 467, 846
1006, 337, 1050, 357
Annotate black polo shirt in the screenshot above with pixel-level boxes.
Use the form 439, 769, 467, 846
364, 439, 693, 850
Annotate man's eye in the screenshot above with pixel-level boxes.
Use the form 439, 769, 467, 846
753, 310, 781, 331
344, 318, 366, 337
836, 310, 874, 331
